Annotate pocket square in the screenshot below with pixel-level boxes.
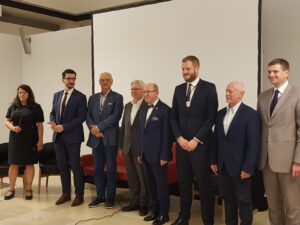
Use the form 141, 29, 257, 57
107, 102, 112, 105
151, 116, 159, 121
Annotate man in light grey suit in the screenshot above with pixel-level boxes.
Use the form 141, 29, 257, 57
86, 72, 123, 209
119, 80, 148, 216
257, 58, 300, 225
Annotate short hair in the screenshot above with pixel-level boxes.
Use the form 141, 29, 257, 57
146, 83, 159, 92
182, 55, 200, 67
99, 72, 113, 80
268, 58, 290, 71
228, 81, 245, 92
131, 80, 145, 88
62, 69, 76, 79
12, 84, 36, 106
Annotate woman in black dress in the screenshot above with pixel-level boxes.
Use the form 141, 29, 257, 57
4, 84, 44, 200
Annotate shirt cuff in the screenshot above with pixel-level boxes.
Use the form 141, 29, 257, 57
193, 137, 203, 144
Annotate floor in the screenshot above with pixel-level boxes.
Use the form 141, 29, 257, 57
0, 170, 270, 225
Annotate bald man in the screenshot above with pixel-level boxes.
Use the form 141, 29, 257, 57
210, 81, 260, 225
86, 72, 123, 209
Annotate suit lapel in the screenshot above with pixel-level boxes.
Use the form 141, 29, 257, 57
145, 100, 161, 129
261, 88, 273, 122
189, 79, 203, 109
125, 103, 133, 127
271, 84, 292, 119
218, 108, 227, 137
62, 89, 77, 117
226, 103, 244, 136
57, 91, 64, 122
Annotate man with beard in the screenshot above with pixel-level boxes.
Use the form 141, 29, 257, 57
170, 56, 218, 225
49, 69, 87, 207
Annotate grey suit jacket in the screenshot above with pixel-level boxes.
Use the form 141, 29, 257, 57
86, 90, 123, 148
257, 84, 300, 172
119, 100, 147, 155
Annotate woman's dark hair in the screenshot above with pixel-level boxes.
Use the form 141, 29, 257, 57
11, 84, 36, 106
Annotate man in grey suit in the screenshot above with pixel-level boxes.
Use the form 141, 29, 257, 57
86, 72, 123, 209
119, 80, 148, 216
258, 58, 300, 225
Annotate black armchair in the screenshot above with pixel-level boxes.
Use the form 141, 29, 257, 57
38, 142, 60, 194
0, 142, 25, 188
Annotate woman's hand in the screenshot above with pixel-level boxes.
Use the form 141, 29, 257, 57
37, 141, 43, 151
13, 126, 22, 133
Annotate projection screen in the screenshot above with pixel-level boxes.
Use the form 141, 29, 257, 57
93, 0, 260, 109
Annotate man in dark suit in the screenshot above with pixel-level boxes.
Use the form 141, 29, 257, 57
170, 55, 218, 225
49, 69, 87, 207
86, 72, 123, 209
210, 81, 260, 225
119, 80, 148, 216
138, 83, 172, 225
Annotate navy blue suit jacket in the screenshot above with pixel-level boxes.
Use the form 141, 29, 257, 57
171, 79, 218, 150
211, 103, 261, 176
86, 90, 123, 148
50, 89, 87, 144
138, 100, 172, 164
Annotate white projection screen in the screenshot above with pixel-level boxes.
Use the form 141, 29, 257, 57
93, 0, 259, 109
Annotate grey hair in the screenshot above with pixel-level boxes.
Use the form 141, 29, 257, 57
131, 80, 145, 88
147, 82, 159, 92
228, 81, 245, 92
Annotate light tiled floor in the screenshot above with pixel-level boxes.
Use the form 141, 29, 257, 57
0, 169, 269, 225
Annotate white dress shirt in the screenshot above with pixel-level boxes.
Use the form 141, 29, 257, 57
223, 101, 242, 135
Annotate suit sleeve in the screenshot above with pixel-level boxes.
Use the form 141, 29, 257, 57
97, 94, 124, 131
86, 95, 95, 128
242, 111, 261, 174
170, 87, 181, 139
118, 103, 127, 149
293, 94, 300, 163
160, 106, 172, 161
210, 123, 218, 165
49, 93, 57, 123
62, 94, 87, 131
194, 84, 218, 142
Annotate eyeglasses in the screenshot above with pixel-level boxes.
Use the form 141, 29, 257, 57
131, 88, 142, 91
64, 77, 76, 81
143, 90, 157, 94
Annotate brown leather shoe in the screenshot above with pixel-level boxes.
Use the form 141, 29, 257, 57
55, 193, 71, 205
71, 195, 84, 207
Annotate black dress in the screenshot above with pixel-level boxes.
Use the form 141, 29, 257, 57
6, 104, 44, 165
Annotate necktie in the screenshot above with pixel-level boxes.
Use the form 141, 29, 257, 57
61, 92, 68, 118
186, 83, 192, 101
270, 90, 279, 116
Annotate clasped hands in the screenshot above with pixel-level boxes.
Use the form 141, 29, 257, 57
210, 165, 251, 179
48, 121, 64, 133
177, 136, 199, 152
90, 125, 104, 138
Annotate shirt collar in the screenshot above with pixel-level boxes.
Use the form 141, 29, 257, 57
188, 76, 200, 87
227, 101, 242, 114
64, 88, 74, 95
131, 98, 143, 106
274, 80, 289, 94
149, 98, 159, 107
101, 89, 111, 97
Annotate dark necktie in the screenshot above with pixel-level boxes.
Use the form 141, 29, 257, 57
186, 83, 192, 101
61, 92, 68, 118
270, 90, 279, 116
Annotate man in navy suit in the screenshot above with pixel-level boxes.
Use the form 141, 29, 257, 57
170, 56, 218, 225
86, 72, 123, 209
211, 81, 260, 225
138, 83, 172, 225
49, 69, 87, 207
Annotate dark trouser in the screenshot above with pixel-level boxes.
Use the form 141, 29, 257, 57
124, 148, 148, 206
251, 168, 267, 209
219, 168, 253, 225
54, 142, 84, 196
176, 146, 214, 225
142, 158, 169, 217
92, 140, 118, 201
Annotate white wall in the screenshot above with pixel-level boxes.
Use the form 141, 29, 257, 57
262, 0, 300, 90
22, 26, 92, 154
0, 34, 22, 143
93, 0, 259, 109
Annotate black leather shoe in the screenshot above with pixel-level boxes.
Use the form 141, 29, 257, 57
55, 193, 71, 205
171, 217, 189, 225
121, 203, 140, 212
152, 215, 169, 225
139, 205, 149, 216
144, 211, 159, 221
71, 195, 84, 207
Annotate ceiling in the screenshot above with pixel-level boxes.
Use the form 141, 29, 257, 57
0, 0, 164, 36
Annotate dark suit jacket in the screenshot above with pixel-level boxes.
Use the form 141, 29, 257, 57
138, 100, 172, 164
211, 103, 261, 176
86, 90, 123, 148
119, 100, 147, 155
171, 79, 218, 150
50, 89, 87, 144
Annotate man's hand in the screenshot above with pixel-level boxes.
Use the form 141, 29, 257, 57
48, 121, 56, 130
186, 139, 199, 152
177, 136, 188, 150
13, 126, 22, 133
94, 131, 104, 138
90, 125, 100, 135
240, 171, 251, 179
48, 122, 64, 133
160, 160, 168, 166
292, 163, 300, 177
211, 164, 218, 175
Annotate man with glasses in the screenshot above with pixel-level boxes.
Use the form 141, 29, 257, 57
49, 69, 87, 207
86, 72, 123, 209
138, 83, 172, 225
119, 80, 149, 216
